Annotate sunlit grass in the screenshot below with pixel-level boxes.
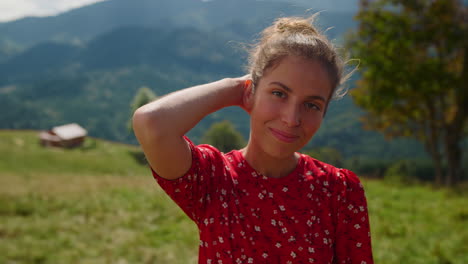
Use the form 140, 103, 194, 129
366, 180, 468, 264
0, 173, 199, 264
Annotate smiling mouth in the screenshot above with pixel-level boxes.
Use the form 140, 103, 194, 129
269, 128, 299, 143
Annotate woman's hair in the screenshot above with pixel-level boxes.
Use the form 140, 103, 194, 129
248, 15, 350, 100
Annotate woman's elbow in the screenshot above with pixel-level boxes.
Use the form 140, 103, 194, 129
132, 105, 164, 142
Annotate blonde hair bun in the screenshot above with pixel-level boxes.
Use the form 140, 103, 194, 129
274, 17, 319, 36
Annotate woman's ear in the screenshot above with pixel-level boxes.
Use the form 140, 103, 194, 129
242, 80, 254, 113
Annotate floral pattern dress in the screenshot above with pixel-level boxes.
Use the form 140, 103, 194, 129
152, 137, 373, 264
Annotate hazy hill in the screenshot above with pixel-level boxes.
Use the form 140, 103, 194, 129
0, 0, 352, 50
0, 0, 427, 160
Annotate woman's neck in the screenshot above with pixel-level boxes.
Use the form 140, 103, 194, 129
240, 144, 300, 179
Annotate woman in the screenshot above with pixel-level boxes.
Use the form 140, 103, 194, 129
133, 16, 373, 264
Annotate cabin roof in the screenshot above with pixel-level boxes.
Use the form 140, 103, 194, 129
51, 123, 87, 140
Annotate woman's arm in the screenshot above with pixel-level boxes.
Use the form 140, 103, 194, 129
132, 76, 249, 180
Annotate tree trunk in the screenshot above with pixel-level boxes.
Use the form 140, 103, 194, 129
425, 102, 444, 186
444, 126, 463, 187
425, 138, 443, 186
443, 46, 467, 187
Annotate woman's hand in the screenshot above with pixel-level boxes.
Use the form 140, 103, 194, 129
228, 74, 252, 112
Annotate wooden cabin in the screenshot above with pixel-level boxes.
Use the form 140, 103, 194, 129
39, 123, 87, 148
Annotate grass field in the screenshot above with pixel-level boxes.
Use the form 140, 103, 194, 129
0, 130, 467, 263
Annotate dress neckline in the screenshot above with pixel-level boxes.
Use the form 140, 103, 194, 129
229, 150, 305, 182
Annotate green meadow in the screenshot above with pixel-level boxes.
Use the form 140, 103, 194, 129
0, 130, 466, 264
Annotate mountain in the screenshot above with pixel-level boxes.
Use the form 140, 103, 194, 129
0, 0, 427, 160
269, 0, 359, 12
0, 0, 355, 51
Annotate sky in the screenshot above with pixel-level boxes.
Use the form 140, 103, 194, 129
0, 0, 108, 22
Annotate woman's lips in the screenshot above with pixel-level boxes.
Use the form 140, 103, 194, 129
269, 128, 299, 143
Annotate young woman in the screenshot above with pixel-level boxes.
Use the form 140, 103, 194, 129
133, 16, 373, 264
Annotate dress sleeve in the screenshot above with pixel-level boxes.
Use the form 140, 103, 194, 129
150, 136, 225, 224
332, 168, 374, 264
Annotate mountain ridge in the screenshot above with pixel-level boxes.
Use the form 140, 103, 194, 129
0, 0, 427, 160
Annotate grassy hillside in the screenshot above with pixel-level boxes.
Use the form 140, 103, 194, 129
0, 130, 466, 263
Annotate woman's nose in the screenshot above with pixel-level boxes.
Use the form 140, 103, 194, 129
281, 104, 301, 127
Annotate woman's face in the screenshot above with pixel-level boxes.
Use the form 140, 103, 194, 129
245, 55, 332, 159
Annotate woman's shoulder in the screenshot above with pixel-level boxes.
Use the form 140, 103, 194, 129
299, 153, 362, 187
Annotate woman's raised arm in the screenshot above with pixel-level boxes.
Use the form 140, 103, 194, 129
132, 76, 249, 180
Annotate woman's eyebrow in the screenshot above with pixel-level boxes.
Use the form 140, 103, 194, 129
269, 81, 326, 102
270, 81, 293, 92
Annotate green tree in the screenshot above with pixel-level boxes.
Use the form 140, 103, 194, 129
202, 121, 246, 153
128, 86, 157, 131
347, 0, 467, 186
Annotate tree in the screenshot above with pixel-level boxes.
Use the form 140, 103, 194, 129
128, 86, 157, 131
347, 0, 467, 186
202, 121, 246, 153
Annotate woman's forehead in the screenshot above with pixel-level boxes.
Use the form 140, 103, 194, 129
258, 56, 333, 98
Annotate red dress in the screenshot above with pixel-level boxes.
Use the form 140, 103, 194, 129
152, 138, 373, 264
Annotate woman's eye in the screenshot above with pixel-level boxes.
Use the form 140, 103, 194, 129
272, 91, 285, 98
305, 102, 320, 111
